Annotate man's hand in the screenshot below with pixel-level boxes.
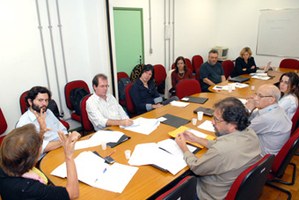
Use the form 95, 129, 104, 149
33, 110, 50, 137
152, 103, 163, 109
175, 133, 189, 152
121, 119, 133, 126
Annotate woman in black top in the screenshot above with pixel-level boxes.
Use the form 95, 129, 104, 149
0, 121, 80, 200
231, 47, 257, 77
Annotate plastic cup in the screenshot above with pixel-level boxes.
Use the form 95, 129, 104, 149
101, 142, 107, 150
192, 118, 197, 126
228, 85, 232, 93
125, 150, 131, 160
251, 85, 255, 91
197, 111, 204, 121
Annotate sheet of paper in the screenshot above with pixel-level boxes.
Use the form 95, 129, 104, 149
197, 120, 215, 132
157, 116, 167, 122
238, 98, 247, 105
120, 117, 160, 135
157, 139, 197, 158
232, 83, 249, 88
168, 126, 215, 142
170, 100, 189, 107
75, 130, 124, 150
51, 151, 138, 193
128, 143, 187, 175
93, 163, 138, 193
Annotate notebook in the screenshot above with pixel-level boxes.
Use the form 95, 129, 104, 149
182, 96, 208, 104
193, 107, 214, 117
160, 114, 190, 128
228, 76, 250, 83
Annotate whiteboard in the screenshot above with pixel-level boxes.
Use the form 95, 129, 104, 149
256, 9, 299, 58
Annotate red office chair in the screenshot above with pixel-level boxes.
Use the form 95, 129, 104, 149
0, 108, 8, 145
279, 58, 299, 69
117, 72, 129, 82
80, 94, 94, 136
222, 60, 235, 79
192, 55, 204, 75
64, 80, 90, 122
291, 107, 299, 134
19, 90, 70, 130
184, 58, 193, 73
175, 79, 201, 99
125, 83, 136, 117
225, 154, 274, 200
155, 176, 197, 200
153, 64, 167, 94
266, 128, 299, 200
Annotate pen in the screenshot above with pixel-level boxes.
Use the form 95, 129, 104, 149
103, 168, 107, 174
107, 150, 116, 157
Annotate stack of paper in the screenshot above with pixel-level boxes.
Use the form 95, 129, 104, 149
75, 130, 125, 150
51, 151, 138, 193
197, 120, 215, 132
170, 100, 190, 107
120, 117, 160, 135
251, 73, 271, 80
128, 142, 187, 175
168, 126, 215, 148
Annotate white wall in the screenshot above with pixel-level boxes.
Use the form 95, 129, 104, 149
0, 0, 111, 133
1, 0, 298, 134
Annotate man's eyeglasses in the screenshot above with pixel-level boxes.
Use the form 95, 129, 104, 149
254, 93, 273, 98
212, 115, 224, 123
99, 85, 109, 88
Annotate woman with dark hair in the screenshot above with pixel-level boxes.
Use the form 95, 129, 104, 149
130, 64, 178, 115
278, 72, 299, 119
0, 122, 81, 200
231, 47, 257, 77
170, 56, 192, 92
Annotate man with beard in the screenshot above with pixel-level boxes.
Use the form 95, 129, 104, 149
199, 49, 226, 92
16, 86, 67, 158
175, 97, 261, 200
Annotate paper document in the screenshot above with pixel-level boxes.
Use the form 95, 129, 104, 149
197, 120, 215, 132
128, 143, 187, 175
168, 126, 215, 148
238, 98, 247, 105
170, 100, 189, 107
51, 151, 138, 193
157, 139, 197, 158
120, 117, 160, 135
75, 130, 125, 150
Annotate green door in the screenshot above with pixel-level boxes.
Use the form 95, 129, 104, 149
113, 8, 144, 76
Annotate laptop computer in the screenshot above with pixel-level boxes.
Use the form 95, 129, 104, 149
193, 107, 214, 117
228, 75, 250, 83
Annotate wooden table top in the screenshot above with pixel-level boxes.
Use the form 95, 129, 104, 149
40, 93, 226, 200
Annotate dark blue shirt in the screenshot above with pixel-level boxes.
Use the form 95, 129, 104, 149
130, 79, 160, 115
231, 57, 257, 77
199, 62, 224, 92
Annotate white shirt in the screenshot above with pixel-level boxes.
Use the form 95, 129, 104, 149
86, 93, 129, 130
249, 103, 292, 156
279, 93, 298, 119
16, 109, 67, 156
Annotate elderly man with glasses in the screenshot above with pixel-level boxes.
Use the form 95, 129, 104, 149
86, 73, 133, 130
246, 84, 292, 156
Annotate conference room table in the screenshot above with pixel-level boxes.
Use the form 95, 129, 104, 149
40, 92, 223, 200
208, 68, 296, 97
40, 67, 296, 200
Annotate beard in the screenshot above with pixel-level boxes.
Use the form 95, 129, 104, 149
214, 125, 227, 137
32, 102, 47, 113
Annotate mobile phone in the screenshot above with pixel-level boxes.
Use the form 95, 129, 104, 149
104, 156, 115, 164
